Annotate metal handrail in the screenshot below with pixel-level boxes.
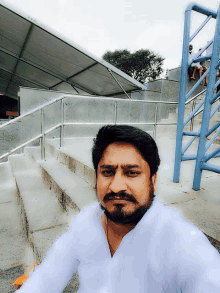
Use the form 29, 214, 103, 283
185, 89, 206, 105
0, 95, 63, 130
63, 122, 177, 126
0, 94, 178, 131
0, 94, 179, 162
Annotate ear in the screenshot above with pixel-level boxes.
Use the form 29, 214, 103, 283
94, 173, 97, 190
151, 173, 157, 193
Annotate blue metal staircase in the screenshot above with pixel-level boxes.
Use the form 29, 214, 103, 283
173, 3, 220, 190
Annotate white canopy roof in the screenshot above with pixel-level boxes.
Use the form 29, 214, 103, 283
0, 0, 145, 100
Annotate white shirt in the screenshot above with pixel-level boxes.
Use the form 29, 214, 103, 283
189, 50, 201, 68
16, 198, 220, 293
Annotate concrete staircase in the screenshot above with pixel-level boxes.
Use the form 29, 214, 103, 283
1, 76, 220, 292
1, 136, 220, 292
0, 137, 99, 292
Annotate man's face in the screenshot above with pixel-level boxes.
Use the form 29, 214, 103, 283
96, 142, 157, 225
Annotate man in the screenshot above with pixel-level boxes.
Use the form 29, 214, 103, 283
188, 44, 201, 81
198, 48, 208, 86
16, 125, 220, 292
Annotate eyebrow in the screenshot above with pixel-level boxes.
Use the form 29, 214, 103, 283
100, 164, 140, 170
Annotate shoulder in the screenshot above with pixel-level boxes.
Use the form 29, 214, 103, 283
154, 198, 220, 268
151, 198, 217, 254
154, 198, 207, 241
67, 202, 101, 233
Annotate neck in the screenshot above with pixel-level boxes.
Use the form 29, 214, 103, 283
106, 215, 136, 237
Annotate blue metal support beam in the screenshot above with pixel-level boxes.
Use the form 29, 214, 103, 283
185, 70, 209, 100
210, 90, 220, 104
173, 7, 192, 183
183, 131, 200, 136
184, 98, 205, 126
193, 4, 220, 190
182, 136, 198, 155
173, 3, 219, 187
204, 147, 220, 162
190, 15, 212, 42
205, 127, 220, 152
182, 152, 220, 161
201, 162, 220, 174
206, 121, 220, 137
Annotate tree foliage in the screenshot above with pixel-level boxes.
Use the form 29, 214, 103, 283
102, 49, 164, 84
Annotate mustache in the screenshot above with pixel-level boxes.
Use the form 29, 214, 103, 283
104, 191, 137, 203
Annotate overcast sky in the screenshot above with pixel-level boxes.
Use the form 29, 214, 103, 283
4, 0, 220, 77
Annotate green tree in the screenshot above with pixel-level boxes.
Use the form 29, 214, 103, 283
102, 49, 164, 84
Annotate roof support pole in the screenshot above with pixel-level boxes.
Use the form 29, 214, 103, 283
108, 69, 131, 99
5, 23, 34, 95
70, 85, 80, 94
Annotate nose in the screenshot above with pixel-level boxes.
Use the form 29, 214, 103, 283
109, 171, 127, 194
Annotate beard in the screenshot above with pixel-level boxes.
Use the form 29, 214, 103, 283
96, 179, 155, 226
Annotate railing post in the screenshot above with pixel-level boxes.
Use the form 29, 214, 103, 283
114, 101, 117, 124
192, 99, 196, 131
190, 99, 196, 131
153, 103, 158, 139
173, 7, 191, 183
60, 98, 64, 148
41, 109, 45, 161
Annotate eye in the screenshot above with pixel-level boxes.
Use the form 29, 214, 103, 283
125, 171, 140, 177
102, 170, 114, 176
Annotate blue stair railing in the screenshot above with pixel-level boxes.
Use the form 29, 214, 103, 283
173, 3, 220, 190
193, 4, 220, 190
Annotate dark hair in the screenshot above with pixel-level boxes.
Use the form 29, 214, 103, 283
92, 125, 160, 177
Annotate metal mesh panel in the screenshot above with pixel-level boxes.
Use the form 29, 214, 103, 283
64, 98, 115, 124
0, 111, 41, 162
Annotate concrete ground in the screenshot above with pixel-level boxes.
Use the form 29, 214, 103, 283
51, 132, 220, 250
2, 132, 220, 292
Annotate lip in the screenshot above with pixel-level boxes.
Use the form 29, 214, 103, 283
111, 198, 128, 201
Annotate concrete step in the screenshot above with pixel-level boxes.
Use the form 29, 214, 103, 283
45, 137, 96, 188
25, 146, 98, 213
0, 265, 24, 293
8, 153, 75, 264
176, 97, 219, 119
19, 146, 95, 292
0, 162, 30, 272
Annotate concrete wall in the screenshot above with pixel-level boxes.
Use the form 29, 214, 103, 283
0, 119, 9, 125
131, 79, 180, 120
1, 87, 158, 162
19, 87, 74, 115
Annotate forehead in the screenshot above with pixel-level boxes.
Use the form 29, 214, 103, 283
98, 142, 147, 166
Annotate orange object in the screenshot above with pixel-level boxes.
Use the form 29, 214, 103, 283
11, 263, 39, 290
12, 275, 29, 290
6, 111, 18, 117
